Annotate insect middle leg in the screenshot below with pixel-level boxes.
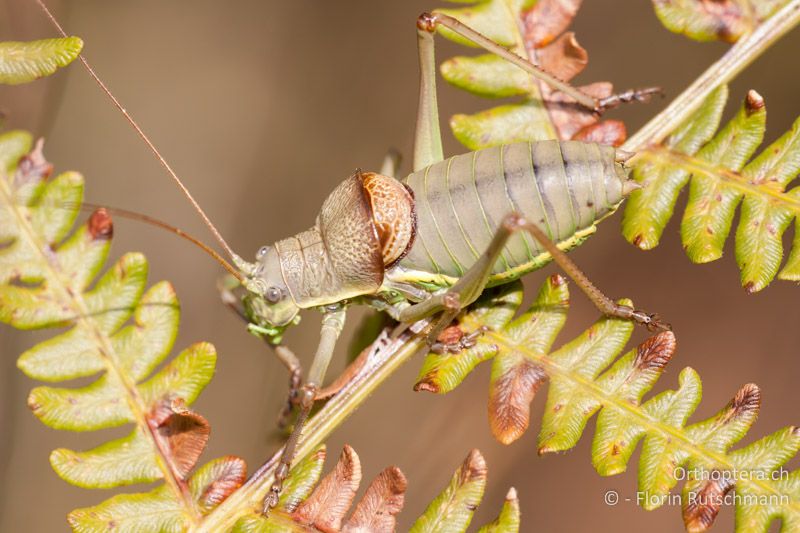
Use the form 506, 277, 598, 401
397, 213, 670, 348
412, 11, 662, 170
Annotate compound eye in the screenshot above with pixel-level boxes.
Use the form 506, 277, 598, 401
256, 246, 270, 259
265, 286, 283, 303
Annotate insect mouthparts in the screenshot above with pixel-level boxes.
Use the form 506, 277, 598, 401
622, 180, 642, 196
614, 150, 635, 163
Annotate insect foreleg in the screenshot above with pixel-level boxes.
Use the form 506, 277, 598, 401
416, 12, 662, 114
217, 278, 305, 428
398, 213, 670, 351
273, 345, 303, 429
263, 307, 347, 513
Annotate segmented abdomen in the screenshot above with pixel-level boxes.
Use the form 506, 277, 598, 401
397, 140, 628, 283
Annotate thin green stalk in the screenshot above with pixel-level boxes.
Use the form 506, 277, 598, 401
623, 0, 800, 156
195, 329, 426, 532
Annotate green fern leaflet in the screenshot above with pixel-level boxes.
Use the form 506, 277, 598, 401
416, 276, 800, 532
0, 130, 247, 531
0, 37, 83, 85
624, 86, 800, 293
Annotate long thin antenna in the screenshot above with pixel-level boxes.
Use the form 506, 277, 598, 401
81, 203, 244, 281
33, 0, 239, 265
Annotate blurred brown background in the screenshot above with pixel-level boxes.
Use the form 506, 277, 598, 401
1, 1, 799, 531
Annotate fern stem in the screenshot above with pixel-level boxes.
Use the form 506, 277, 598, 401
195, 330, 426, 532
623, 0, 800, 156
0, 177, 202, 525
643, 147, 800, 211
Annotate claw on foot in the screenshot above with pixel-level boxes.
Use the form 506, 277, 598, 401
629, 308, 672, 332
612, 304, 672, 332
644, 314, 672, 333
430, 325, 490, 354
262, 487, 280, 514
262, 462, 290, 515
596, 86, 664, 113
417, 11, 439, 32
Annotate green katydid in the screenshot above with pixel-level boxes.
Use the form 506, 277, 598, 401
31, 3, 667, 512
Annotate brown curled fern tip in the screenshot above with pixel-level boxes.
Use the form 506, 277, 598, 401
231, 446, 518, 532
415, 276, 800, 531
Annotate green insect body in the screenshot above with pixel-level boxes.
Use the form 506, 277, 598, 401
240, 139, 635, 336
392, 139, 633, 291
204, 11, 663, 510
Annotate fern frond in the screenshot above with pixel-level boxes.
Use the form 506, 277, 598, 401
0, 37, 83, 84
0, 131, 245, 531
652, 0, 791, 42
233, 446, 518, 532
416, 277, 800, 532
410, 449, 489, 533
623, 86, 800, 293
433, 0, 626, 150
